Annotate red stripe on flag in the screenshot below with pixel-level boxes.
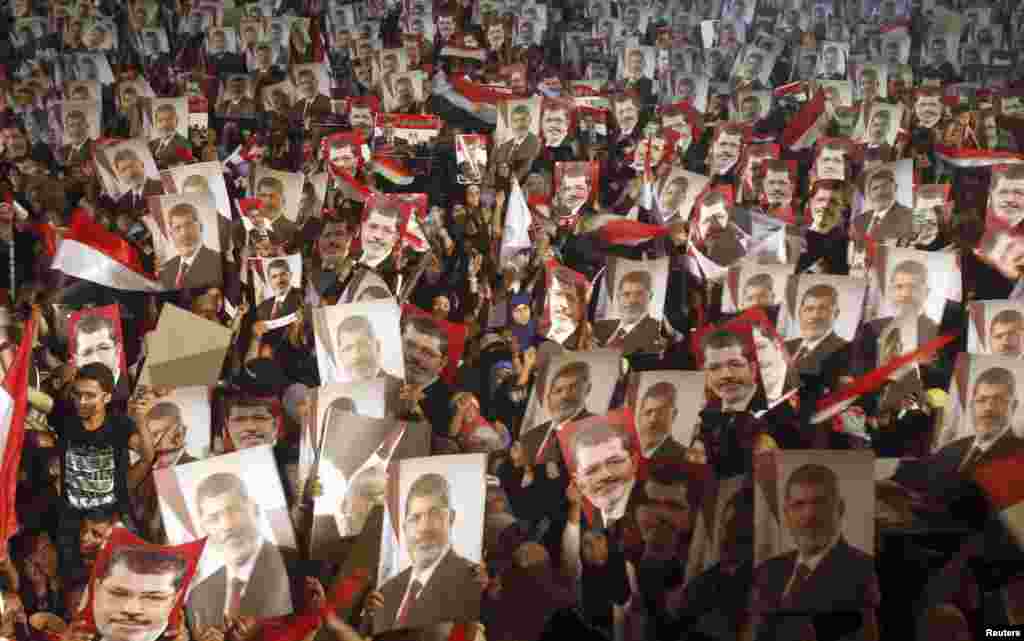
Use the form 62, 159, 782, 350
814, 333, 956, 420
781, 89, 826, 150
68, 209, 152, 278
447, 623, 473, 641
597, 219, 670, 246
450, 75, 516, 104
0, 318, 34, 550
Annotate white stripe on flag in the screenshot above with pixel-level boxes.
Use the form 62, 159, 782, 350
500, 177, 533, 264
52, 239, 166, 292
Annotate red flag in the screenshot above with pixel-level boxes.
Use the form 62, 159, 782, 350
51, 209, 166, 291
0, 317, 35, 552
595, 219, 670, 247
781, 89, 828, 150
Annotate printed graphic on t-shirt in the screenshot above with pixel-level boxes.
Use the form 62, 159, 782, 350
66, 444, 117, 510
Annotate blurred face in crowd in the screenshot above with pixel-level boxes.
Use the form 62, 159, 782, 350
155, 107, 178, 137
744, 281, 773, 308
698, 200, 730, 241
227, 403, 277, 449
72, 378, 111, 422
867, 108, 891, 145
350, 106, 373, 131
542, 108, 569, 145
615, 99, 639, 133
94, 559, 178, 641
336, 323, 381, 381
867, 171, 897, 210
784, 478, 842, 557
704, 341, 755, 405
79, 517, 115, 566
329, 142, 357, 174
319, 221, 351, 261
198, 485, 262, 568
799, 291, 839, 340
575, 433, 636, 513
297, 70, 317, 97
65, 112, 88, 144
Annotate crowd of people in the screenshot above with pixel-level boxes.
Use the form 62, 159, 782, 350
2, 0, 1024, 640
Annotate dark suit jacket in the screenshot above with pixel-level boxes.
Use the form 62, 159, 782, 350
186, 541, 293, 627
219, 97, 258, 116
254, 288, 303, 321
751, 537, 878, 616
784, 332, 850, 377
116, 178, 165, 211
921, 431, 1024, 486
159, 245, 222, 290
647, 434, 688, 462
489, 132, 541, 185
593, 315, 662, 354
373, 549, 480, 634
851, 202, 913, 243
297, 94, 332, 121
149, 133, 192, 167
61, 139, 94, 167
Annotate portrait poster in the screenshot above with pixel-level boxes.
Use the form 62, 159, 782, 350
856, 101, 904, 147
722, 262, 794, 314
733, 89, 771, 123
311, 411, 429, 557
94, 138, 161, 201
147, 96, 189, 142
967, 300, 1024, 357
782, 274, 868, 344
752, 449, 875, 575
65, 79, 101, 103
143, 193, 222, 291
869, 245, 961, 326
455, 134, 488, 185
261, 80, 295, 112
68, 304, 127, 383
58, 99, 101, 146
154, 445, 298, 621
80, 528, 206, 639
811, 137, 854, 183
402, 304, 467, 387
374, 453, 486, 634
312, 299, 406, 386
625, 371, 707, 457
600, 256, 669, 322
653, 168, 709, 225
163, 161, 233, 221
935, 353, 1024, 451
381, 70, 427, 113
138, 385, 213, 469
987, 164, 1024, 229
215, 74, 257, 116
494, 96, 542, 147
540, 260, 590, 346
519, 347, 624, 460
248, 254, 303, 311
250, 166, 305, 224
817, 79, 853, 108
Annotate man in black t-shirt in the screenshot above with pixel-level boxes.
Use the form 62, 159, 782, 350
55, 364, 156, 564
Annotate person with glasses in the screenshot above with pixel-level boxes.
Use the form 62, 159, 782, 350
368, 472, 481, 633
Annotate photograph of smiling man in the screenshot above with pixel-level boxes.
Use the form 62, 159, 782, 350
146, 194, 222, 291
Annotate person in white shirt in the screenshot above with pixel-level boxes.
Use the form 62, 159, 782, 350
187, 473, 293, 627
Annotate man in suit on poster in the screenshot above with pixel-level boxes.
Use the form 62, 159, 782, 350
851, 168, 913, 244
371, 473, 481, 633
331, 314, 404, 386
294, 66, 331, 123
187, 473, 293, 628
112, 146, 164, 211
784, 284, 850, 377
750, 464, 879, 631
255, 258, 302, 320
593, 270, 662, 354
635, 381, 688, 461
149, 103, 192, 169
158, 202, 221, 289
490, 103, 540, 185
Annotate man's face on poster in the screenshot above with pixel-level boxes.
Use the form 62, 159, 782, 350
627, 50, 645, 77
330, 142, 357, 174
551, 279, 581, 328
915, 95, 942, 128
990, 318, 1024, 357
740, 96, 761, 122
798, 53, 817, 77
210, 30, 227, 53
744, 281, 773, 308
546, 367, 590, 423
615, 99, 639, 133
618, 276, 651, 323
753, 327, 786, 396
993, 175, 1024, 223
810, 188, 841, 232
76, 325, 120, 375
437, 16, 455, 42
867, 108, 892, 144
704, 342, 755, 405
559, 174, 590, 211
94, 560, 178, 641
574, 434, 636, 513
361, 210, 398, 262
712, 133, 742, 173
817, 148, 845, 179
972, 379, 1016, 439
763, 168, 792, 207
336, 324, 381, 381
155, 107, 177, 137
823, 47, 839, 73
543, 108, 569, 144
868, 171, 897, 210
487, 24, 505, 50
227, 403, 276, 449
350, 106, 373, 131
888, 268, 928, 317
510, 108, 531, 136
698, 200, 729, 240
267, 263, 291, 297
115, 154, 146, 190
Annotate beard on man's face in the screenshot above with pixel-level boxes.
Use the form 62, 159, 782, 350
705, 226, 746, 266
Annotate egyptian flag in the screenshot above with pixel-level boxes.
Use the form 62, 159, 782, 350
933, 145, 1024, 168
973, 452, 1024, 552
0, 316, 33, 551
781, 89, 828, 151
368, 155, 415, 186
51, 209, 167, 292
592, 218, 670, 248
